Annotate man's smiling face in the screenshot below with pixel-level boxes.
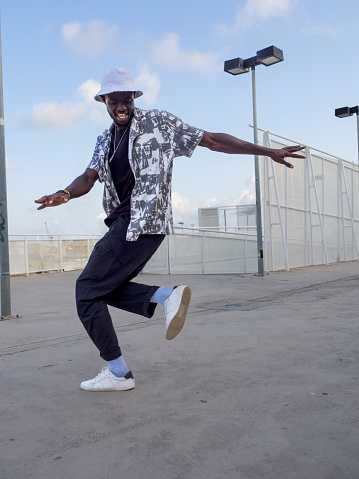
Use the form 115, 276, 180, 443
104, 92, 134, 128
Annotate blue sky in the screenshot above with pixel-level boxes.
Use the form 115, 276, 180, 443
2, 0, 359, 235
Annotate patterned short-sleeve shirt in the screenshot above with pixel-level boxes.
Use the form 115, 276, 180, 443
87, 108, 204, 241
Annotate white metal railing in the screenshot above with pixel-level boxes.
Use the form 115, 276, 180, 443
254, 127, 359, 271
250, 124, 359, 166
9, 229, 259, 276
9, 234, 102, 276
145, 227, 258, 274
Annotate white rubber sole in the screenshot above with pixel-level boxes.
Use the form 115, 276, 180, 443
166, 286, 191, 340
80, 380, 135, 392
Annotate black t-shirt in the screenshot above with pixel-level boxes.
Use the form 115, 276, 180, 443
105, 126, 135, 227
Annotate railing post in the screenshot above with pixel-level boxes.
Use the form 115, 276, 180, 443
24, 236, 29, 277
165, 235, 171, 274
244, 234, 247, 273
59, 235, 63, 272
337, 161, 341, 261
304, 149, 308, 265
202, 231, 205, 274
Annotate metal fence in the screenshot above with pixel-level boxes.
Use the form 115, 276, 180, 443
9, 229, 259, 276
9, 130, 359, 276
9, 235, 101, 276
144, 229, 258, 274
259, 129, 359, 271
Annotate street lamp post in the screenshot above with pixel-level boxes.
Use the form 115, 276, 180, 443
335, 106, 359, 165
224, 46, 284, 276
0, 18, 12, 318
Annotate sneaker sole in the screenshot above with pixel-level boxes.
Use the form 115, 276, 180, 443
166, 286, 191, 340
80, 381, 135, 392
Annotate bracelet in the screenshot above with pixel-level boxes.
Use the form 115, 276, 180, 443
56, 189, 71, 197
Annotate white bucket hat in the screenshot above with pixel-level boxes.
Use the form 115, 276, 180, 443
94, 67, 143, 102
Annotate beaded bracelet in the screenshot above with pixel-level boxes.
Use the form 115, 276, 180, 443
56, 189, 71, 197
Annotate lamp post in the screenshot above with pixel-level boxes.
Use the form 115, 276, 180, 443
0, 17, 11, 318
224, 46, 284, 276
335, 106, 359, 165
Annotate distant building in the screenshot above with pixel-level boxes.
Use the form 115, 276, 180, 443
198, 205, 256, 232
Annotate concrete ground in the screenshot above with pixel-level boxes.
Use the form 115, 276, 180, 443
0, 262, 359, 479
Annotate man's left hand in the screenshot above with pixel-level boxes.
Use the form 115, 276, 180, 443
268, 145, 305, 169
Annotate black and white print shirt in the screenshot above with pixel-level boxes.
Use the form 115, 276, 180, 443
87, 107, 204, 241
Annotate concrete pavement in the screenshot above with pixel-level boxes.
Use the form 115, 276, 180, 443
1, 262, 359, 479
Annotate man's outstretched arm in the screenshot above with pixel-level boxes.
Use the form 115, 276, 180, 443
199, 131, 305, 169
35, 168, 99, 210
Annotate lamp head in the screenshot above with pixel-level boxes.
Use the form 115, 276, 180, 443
256, 46, 284, 66
224, 57, 249, 75
335, 107, 352, 118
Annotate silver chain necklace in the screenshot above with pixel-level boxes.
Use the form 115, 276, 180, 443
109, 124, 130, 163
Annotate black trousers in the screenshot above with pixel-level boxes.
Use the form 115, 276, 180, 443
76, 217, 165, 361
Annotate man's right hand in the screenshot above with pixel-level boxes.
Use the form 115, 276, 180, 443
35, 169, 99, 210
35, 192, 70, 210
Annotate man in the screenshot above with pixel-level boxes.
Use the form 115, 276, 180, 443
35, 67, 304, 392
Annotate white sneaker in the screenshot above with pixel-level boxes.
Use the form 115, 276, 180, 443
164, 285, 191, 340
80, 367, 135, 392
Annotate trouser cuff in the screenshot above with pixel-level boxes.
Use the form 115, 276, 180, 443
144, 285, 160, 318
100, 347, 122, 361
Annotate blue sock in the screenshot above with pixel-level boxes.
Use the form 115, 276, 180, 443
108, 356, 129, 378
150, 287, 174, 306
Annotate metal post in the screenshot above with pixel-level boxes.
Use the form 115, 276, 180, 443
304, 152, 308, 265
263, 150, 268, 270
251, 66, 264, 275
202, 231, 205, 274
0, 17, 11, 318
165, 235, 170, 274
356, 113, 359, 165
25, 236, 29, 276
244, 234, 247, 273
337, 161, 341, 261
59, 236, 63, 272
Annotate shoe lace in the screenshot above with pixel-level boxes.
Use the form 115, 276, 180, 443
94, 366, 110, 382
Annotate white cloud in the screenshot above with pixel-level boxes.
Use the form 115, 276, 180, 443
77, 78, 110, 123
26, 101, 85, 129
6, 155, 16, 171
217, 0, 296, 34
305, 24, 339, 38
62, 21, 220, 74
24, 64, 162, 129
77, 79, 100, 105
135, 64, 161, 106
172, 177, 255, 227
24, 77, 110, 130
148, 32, 221, 73
172, 192, 199, 227
204, 176, 255, 207
172, 191, 199, 214
61, 20, 119, 58
24, 26, 222, 130
89, 107, 109, 124
251, 0, 294, 18
224, 175, 255, 205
